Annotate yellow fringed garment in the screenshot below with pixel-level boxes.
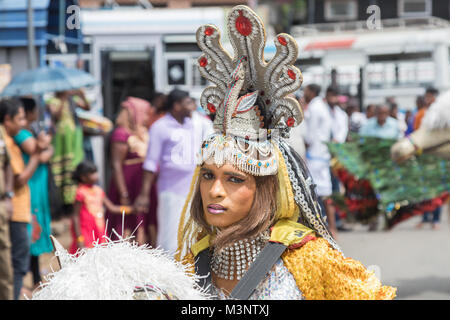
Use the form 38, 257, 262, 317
281, 237, 397, 300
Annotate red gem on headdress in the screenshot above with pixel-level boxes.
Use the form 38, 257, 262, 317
287, 117, 295, 127
199, 57, 208, 67
205, 27, 214, 36
265, 99, 270, 105
207, 103, 216, 113
235, 11, 252, 36
260, 90, 265, 96
278, 36, 287, 46
287, 69, 296, 80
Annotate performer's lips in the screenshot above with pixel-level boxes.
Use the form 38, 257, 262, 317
207, 204, 226, 214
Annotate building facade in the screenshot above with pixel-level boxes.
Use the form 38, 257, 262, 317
265, 0, 450, 110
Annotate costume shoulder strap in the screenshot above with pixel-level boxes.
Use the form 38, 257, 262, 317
229, 242, 286, 300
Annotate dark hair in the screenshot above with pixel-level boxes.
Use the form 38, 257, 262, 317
389, 102, 398, 112
425, 87, 439, 96
326, 86, 339, 96
150, 92, 165, 104
163, 89, 190, 111
73, 161, 98, 183
0, 98, 23, 123
416, 95, 425, 108
376, 104, 389, 112
306, 84, 321, 97
19, 97, 37, 114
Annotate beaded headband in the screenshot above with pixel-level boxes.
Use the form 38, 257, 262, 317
196, 5, 303, 176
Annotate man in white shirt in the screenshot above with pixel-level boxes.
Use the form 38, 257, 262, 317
327, 88, 348, 144
134, 89, 213, 256
302, 84, 337, 238
286, 94, 306, 159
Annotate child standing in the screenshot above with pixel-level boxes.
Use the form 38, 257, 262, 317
70, 161, 132, 254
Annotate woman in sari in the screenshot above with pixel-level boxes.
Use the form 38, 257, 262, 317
14, 98, 54, 290
106, 97, 158, 245
47, 90, 86, 215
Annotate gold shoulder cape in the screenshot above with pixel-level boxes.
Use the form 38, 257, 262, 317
184, 219, 396, 300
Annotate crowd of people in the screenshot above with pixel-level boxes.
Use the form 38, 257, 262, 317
296, 84, 442, 237
0, 78, 441, 300
0, 86, 215, 300
0, 89, 94, 300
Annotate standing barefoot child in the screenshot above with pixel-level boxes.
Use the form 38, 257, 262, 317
70, 161, 132, 254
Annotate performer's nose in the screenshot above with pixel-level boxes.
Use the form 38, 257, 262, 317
210, 178, 226, 198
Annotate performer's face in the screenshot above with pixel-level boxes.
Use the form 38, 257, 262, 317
199, 163, 256, 230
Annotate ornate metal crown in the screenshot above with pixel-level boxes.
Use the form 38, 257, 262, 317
196, 5, 303, 176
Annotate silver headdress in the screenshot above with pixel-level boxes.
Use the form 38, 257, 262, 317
177, 5, 340, 257
196, 5, 303, 176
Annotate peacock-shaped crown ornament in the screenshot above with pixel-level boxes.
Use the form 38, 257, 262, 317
197, 5, 303, 176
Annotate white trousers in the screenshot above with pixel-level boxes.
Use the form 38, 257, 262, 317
305, 158, 332, 197
156, 191, 187, 257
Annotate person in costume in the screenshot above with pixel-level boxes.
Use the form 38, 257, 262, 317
175, 5, 396, 300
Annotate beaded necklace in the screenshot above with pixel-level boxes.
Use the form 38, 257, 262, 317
210, 231, 269, 280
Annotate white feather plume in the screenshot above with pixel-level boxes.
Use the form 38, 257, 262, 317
422, 90, 450, 130
31, 235, 211, 300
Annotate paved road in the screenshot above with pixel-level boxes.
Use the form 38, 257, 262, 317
337, 203, 450, 300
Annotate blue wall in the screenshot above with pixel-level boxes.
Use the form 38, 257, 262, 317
0, 0, 50, 47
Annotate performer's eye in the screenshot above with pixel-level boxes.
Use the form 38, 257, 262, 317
202, 172, 214, 180
229, 176, 244, 183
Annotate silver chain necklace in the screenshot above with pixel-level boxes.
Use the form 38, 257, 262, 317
211, 232, 269, 280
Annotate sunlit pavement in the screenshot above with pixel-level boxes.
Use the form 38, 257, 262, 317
337, 202, 450, 300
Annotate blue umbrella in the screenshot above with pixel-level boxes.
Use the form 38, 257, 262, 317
0, 66, 99, 97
